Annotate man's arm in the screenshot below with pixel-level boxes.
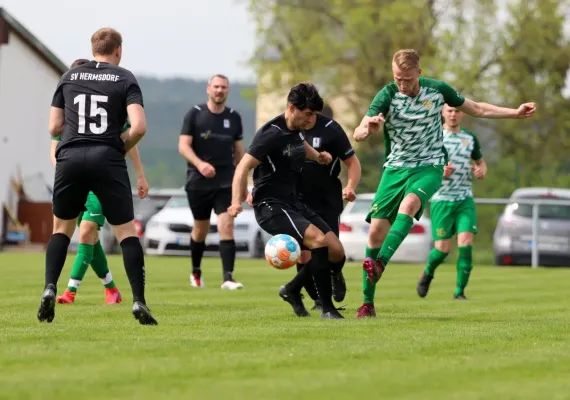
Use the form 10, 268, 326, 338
343, 155, 361, 192
458, 98, 535, 119
123, 104, 146, 152
50, 138, 59, 168
178, 135, 204, 168
49, 107, 64, 137
234, 140, 245, 165
228, 154, 261, 217
127, 146, 149, 198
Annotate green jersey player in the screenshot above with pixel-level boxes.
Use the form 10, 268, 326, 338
416, 104, 487, 300
353, 49, 536, 318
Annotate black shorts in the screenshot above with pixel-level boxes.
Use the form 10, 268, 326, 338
254, 200, 331, 248
185, 185, 231, 220
315, 212, 340, 236
52, 146, 133, 226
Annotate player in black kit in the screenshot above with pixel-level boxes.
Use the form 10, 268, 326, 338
228, 82, 346, 319
178, 74, 245, 290
38, 28, 157, 325
296, 107, 362, 310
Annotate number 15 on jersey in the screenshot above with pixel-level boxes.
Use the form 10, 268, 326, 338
74, 94, 108, 134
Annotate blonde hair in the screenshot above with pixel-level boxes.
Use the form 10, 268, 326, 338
91, 28, 122, 56
393, 49, 420, 71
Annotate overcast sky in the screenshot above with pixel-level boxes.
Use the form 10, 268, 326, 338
1, 0, 256, 82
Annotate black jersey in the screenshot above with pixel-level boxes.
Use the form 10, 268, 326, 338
51, 60, 143, 155
299, 114, 355, 214
180, 104, 243, 190
248, 114, 306, 206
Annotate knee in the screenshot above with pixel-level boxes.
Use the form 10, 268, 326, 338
457, 233, 473, 247
305, 231, 326, 249
435, 240, 452, 253
399, 193, 422, 215
326, 235, 345, 262
300, 250, 311, 264
191, 220, 210, 241
217, 214, 234, 237
79, 226, 97, 244
368, 220, 390, 248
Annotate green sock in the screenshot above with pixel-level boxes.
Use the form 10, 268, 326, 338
91, 241, 116, 289
363, 247, 381, 304
67, 244, 94, 293
424, 248, 449, 276
377, 214, 414, 264
455, 245, 473, 296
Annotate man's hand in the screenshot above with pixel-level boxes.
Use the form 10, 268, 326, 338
246, 191, 253, 207
515, 103, 536, 119
137, 176, 149, 199
342, 186, 356, 202
317, 151, 332, 165
443, 162, 456, 178
356, 113, 385, 142
227, 203, 243, 218
198, 161, 216, 178
472, 163, 487, 180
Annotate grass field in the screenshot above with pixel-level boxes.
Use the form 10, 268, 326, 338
1, 252, 570, 400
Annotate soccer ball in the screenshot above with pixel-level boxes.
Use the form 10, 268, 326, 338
264, 234, 301, 269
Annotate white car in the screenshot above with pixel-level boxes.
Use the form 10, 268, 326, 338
339, 193, 433, 263
144, 193, 272, 258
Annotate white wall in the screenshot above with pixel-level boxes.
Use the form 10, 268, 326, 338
0, 30, 62, 238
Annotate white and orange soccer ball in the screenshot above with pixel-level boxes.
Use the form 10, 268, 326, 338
264, 234, 301, 269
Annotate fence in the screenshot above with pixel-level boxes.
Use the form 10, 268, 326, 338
475, 197, 570, 268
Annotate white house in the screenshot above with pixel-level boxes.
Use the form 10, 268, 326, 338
0, 8, 67, 242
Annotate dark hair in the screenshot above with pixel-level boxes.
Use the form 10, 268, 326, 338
209, 74, 229, 85
320, 103, 334, 118
91, 27, 122, 56
70, 59, 89, 69
287, 82, 324, 112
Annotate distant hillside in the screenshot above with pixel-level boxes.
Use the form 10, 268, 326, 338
135, 77, 256, 187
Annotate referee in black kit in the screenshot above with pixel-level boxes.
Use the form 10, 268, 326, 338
178, 74, 245, 290
297, 104, 362, 310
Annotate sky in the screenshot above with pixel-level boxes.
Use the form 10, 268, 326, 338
0, 0, 257, 82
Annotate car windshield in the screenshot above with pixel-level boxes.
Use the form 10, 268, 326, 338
165, 196, 189, 208
347, 199, 372, 214
164, 195, 252, 210
511, 196, 570, 220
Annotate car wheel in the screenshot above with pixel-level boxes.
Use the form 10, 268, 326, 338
253, 232, 265, 258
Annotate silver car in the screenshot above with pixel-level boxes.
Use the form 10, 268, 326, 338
493, 187, 570, 266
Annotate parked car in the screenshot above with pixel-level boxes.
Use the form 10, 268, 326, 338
143, 192, 272, 258
339, 193, 432, 263
493, 187, 570, 266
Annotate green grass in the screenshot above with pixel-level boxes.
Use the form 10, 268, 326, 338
1, 253, 570, 400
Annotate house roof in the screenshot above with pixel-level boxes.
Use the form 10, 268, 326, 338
0, 8, 67, 75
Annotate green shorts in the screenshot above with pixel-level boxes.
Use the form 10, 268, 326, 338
366, 165, 443, 224
77, 192, 105, 230
430, 197, 477, 240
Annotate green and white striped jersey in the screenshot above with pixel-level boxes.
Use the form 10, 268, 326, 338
366, 77, 465, 168
431, 128, 483, 202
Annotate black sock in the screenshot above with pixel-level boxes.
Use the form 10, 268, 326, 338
311, 246, 335, 311
330, 256, 346, 275
302, 259, 319, 301
45, 233, 70, 291
219, 240, 236, 281
286, 261, 312, 293
121, 236, 146, 305
190, 238, 205, 277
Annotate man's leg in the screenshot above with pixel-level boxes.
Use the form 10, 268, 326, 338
38, 155, 87, 323
375, 166, 443, 267
297, 250, 320, 309
454, 198, 477, 299
215, 188, 243, 290
90, 238, 122, 304
186, 189, 212, 288
57, 219, 98, 304
38, 216, 77, 322
92, 154, 157, 326
416, 201, 454, 298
